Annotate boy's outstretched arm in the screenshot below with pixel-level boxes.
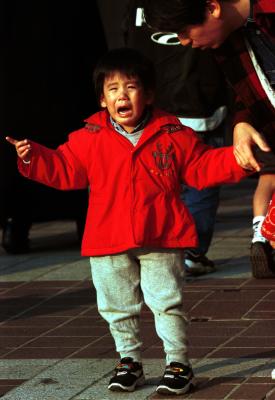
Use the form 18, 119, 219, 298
6, 136, 32, 163
6, 134, 89, 191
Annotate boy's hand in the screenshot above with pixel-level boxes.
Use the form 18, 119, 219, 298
233, 122, 270, 172
6, 136, 32, 163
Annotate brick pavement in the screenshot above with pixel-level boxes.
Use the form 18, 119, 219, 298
0, 178, 275, 400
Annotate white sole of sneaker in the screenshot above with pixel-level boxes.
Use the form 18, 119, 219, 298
108, 375, 145, 392
156, 379, 194, 395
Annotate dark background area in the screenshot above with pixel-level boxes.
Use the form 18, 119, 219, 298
0, 1, 107, 226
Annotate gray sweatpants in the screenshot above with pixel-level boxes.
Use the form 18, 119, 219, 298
90, 248, 189, 365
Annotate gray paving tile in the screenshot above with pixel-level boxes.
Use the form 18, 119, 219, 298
0, 359, 121, 400
2, 358, 273, 400
0, 359, 56, 379
0, 258, 86, 282
0, 256, 31, 271
193, 358, 270, 378
72, 381, 156, 400
1, 386, 84, 400
36, 260, 90, 281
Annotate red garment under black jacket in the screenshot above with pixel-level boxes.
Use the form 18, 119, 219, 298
215, 0, 275, 141
18, 109, 248, 256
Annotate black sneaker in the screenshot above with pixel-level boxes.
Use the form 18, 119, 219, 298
108, 357, 145, 392
250, 241, 275, 278
184, 250, 216, 276
156, 362, 194, 395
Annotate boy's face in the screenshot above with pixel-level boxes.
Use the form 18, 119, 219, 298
177, 0, 233, 49
100, 72, 153, 133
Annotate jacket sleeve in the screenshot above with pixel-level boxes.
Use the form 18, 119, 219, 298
18, 132, 89, 190
231, 93, 256, 127
178, 129, 250, 189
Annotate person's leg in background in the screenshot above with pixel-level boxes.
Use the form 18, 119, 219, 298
183, 183, 220, 275
182, 130, 225, 276
0, 141, 33, 254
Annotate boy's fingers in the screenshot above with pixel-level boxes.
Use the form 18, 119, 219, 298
6, 137, 30, 149
19, 145, 31, 154
20, 148, 31, 160
6, 136, 31, 162
5, 136, 18, 146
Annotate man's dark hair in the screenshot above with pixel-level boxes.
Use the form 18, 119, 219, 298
93, 47, 156, 104
143, 0, 208, 33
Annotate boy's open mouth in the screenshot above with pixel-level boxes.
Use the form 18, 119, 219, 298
117, 106, 132, 116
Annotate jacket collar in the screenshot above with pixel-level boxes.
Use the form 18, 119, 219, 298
85, 108, 180, 133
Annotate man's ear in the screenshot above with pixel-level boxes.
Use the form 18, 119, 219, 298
206, 0, 221, 18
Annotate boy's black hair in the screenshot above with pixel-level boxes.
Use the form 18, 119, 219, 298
143, 0, 208, 33
93, 47, 156, 104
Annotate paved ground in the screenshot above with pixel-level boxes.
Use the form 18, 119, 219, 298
1, 177, 275, 400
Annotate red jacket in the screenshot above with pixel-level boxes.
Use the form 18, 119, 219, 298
215, 0, 275, 142
18, 109, 248, 256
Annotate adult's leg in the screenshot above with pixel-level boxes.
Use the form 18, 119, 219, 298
182, 133, 224, 274
0, 141, 33, 254
184, 133, 224, 254
183, 185, 220, 255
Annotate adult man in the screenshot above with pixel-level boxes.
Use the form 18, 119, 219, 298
143, 0, 275, 278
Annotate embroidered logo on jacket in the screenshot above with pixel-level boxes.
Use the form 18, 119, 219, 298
85, 123, 101, 133
161, 124, 183, 134
152, 142, 175, 176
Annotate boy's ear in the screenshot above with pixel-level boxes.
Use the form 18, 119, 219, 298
100, 95, 107, 108
206, 0, 221, 18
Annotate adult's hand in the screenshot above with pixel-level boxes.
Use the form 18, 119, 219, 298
6, 136, 32, 162
233, 122, 270, 171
